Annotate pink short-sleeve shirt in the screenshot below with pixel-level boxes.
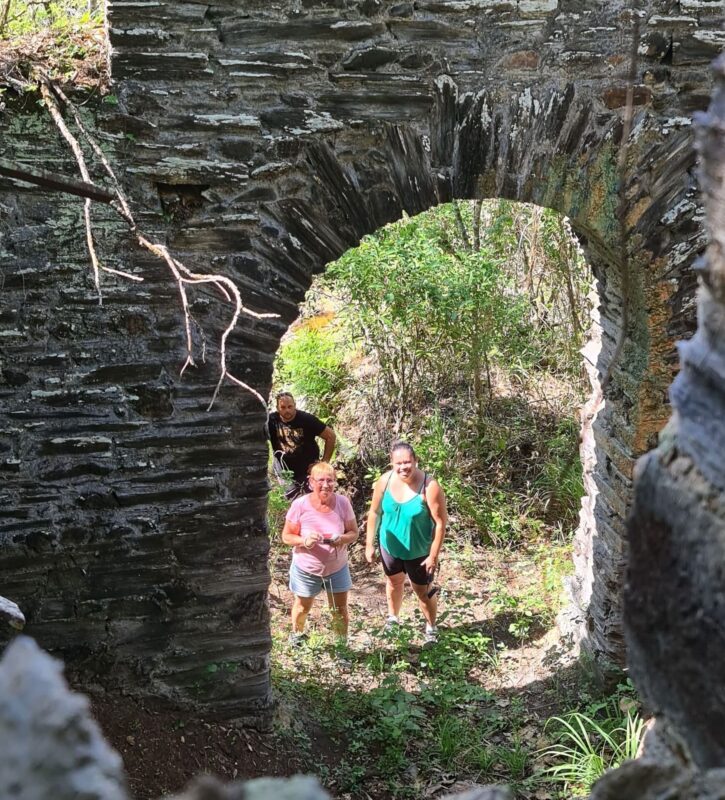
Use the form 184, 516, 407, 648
286, 493, 355, 577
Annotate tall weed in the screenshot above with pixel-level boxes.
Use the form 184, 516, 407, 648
532, 417, 584, 518
541, 700, 646, 796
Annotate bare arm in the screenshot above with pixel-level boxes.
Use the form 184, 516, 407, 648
338, 515, 359, 547
320, 426, 336, 462
281, 519, 319, 549
422, 479, 447, 574
365, 473, 388, 563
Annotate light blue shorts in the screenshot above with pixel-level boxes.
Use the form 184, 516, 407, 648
289, 561, 352, 598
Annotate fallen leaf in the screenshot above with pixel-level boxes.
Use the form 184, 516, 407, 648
619, 697, 638, 714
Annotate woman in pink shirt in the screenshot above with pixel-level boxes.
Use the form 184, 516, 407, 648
282, 461, 358, 645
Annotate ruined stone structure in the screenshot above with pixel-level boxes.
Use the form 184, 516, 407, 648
0, 1, 722, 721
585, 51, 725, 798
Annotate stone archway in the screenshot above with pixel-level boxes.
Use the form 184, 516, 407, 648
254, 84, 703, 675
0, 1, 718, 722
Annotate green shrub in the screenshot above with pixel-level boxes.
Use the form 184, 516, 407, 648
2, 1, 104, 40
532, 417, 585, 518
1, 0, 107, 87
323, 204, 535, 430
274, 319, 348, 421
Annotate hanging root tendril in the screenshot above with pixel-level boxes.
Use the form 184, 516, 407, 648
31, 75, 278, 411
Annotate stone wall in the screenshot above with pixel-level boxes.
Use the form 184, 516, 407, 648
624, 51, 725, 771
0, 0, 722, 718
585, 50, 725, 798
0, 104, 274, 721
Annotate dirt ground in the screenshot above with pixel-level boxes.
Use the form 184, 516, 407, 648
86, 673, 349, 799
83, 540, 576, 800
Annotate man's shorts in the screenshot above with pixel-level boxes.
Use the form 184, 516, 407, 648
380, 547, 432, 586
284, 479, 309, 501
289, 561, 352, 598
273, 456, 310, 500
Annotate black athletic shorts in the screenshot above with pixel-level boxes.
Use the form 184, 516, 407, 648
380, 546, 432, 586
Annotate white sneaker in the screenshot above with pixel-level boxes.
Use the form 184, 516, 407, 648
424, 624, 438, 644
383, 615, 400, 632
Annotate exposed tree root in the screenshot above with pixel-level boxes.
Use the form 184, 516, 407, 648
7, 73, 277, 409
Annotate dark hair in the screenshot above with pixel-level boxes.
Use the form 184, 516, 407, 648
390, 440, 417, 460
275, 391, 295, 404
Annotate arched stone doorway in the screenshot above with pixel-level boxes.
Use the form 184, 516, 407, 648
0, 2, 716, 722
253, 87, 701, 674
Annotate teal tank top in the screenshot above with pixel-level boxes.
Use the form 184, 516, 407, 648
379, 475, 433, 560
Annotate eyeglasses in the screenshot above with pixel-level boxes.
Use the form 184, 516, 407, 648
312, 477, 335, 484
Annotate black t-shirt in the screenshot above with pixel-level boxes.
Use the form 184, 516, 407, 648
267, 410, 326, 480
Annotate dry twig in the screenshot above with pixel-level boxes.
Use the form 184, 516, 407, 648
19, 75, 278, 409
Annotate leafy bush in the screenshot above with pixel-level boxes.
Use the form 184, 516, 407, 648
532, 417, 585, 518
0, 0, 107, 87
1, 1, 104, 41
322, 204, 535, 432
273, 317, 347, 421
266, 482, 288, 536
412, 405, 581, 547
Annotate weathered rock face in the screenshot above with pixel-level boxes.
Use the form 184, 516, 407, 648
0, 594, 24, 632
0, 2, 722, 718
0, 104, 273, 721
0, 637, 128, 800
624, 52, 725, 771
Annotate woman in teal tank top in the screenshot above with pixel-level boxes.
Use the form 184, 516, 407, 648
365, 441, 448, 643
378, 477, 434, 560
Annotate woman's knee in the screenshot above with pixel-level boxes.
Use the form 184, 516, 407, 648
410, 581, 432, 601
294, 594, 316, 611
387, 572, 406, 588
328, 591, 349, 612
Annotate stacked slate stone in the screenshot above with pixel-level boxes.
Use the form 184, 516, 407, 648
0, 0, 723, 722
594, 52, 725, 797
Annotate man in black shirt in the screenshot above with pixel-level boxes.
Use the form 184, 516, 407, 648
267, 392, 336, 498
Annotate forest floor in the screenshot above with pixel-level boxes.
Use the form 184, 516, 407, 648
85, 531, 616, 800
79, 363, 619, 799
84, 351, 612, 799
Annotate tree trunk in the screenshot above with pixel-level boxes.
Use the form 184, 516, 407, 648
472, 200, 483, 252
0, 0, 12, 34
